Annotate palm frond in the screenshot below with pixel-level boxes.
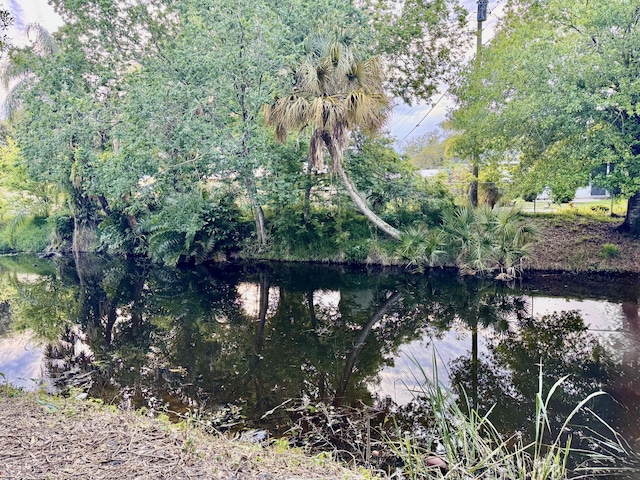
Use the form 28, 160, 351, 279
25, 23, 57, 56
264, 36, 390, 148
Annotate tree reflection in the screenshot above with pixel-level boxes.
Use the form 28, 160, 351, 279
1, 256, 639, 457
608, 302, 640, 450
10, 260, 425, 424
450, 310, 615, 444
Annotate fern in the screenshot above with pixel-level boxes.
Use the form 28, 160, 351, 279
7, 211, 29, 247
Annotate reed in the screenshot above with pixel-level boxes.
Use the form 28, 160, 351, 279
386, 355, 631, 479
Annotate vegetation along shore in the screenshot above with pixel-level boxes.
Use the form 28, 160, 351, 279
1, 0, 640, 478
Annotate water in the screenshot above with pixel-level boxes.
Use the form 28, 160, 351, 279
1, 254, 639, 471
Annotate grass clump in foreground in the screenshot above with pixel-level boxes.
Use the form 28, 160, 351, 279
388, 359, 633, 480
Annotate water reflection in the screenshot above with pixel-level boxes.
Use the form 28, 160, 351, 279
0, 255, 639, 460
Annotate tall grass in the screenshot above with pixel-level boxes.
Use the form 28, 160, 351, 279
387, 356, 630, 480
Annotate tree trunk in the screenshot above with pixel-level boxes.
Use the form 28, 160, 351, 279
325, 139, 401, 240
68, 181, 99, 259
620, 191, 640, 235
72, 220, 97, 254
303, 160, 313, 222
254, 202, 267, 245
469, 160, 479, 207
243, 176, 267, 245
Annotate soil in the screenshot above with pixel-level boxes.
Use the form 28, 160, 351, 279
0, 392, 366, 480
525, 216, 640, 273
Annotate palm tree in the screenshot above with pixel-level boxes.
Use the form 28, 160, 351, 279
1, 23, 56, 119
264, 36, 401, 240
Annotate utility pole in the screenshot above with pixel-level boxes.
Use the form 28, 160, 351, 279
469, 0, 488, 207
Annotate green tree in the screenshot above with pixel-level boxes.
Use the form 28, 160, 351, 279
0, 8, 11, 52
265, 35, 401, 239
450, 0, 640, 231
1, 23, 57, 120
402, 130, 450, 169
8, 23, 117, 256
364, 0, 470, 104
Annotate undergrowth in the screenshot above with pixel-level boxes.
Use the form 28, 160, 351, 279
388, 356, 632, 480
0, 215, 53, 253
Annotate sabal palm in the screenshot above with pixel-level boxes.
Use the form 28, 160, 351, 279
264, 36, 400, 239
1, 23, 56, 119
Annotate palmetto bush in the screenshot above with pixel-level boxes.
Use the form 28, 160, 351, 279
397, 226, 447, 272
399, 206, 536, 277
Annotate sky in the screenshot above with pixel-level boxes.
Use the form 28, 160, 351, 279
5, 0, 63, 35
3, 0, 503, 146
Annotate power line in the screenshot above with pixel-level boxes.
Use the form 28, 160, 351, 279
398, 87, 451, 143
397, 22, 500, 144
389, 103, 420, 128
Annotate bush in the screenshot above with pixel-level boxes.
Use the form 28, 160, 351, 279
398, 206, 537, 277
52, 213, 74, 242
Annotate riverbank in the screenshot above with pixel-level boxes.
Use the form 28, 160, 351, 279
2, 213, 639, 277
0, 391, 367, 479
265, 214, 640, 275
524, 216, 640, 273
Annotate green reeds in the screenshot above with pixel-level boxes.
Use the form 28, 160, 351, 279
387, 355, 630, 479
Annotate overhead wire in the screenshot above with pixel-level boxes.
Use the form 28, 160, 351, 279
395, 0, 508, 143
397, 87, 452, 143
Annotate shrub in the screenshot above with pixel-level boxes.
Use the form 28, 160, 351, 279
0, 215, 52, 253
398, 206, 537, 277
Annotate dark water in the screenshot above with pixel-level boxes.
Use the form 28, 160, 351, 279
1, 254, 639, 471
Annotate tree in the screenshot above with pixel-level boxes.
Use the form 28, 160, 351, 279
109, 0, 290, 252
0, 8, 12, 53
402, 130, 450, 169
1, 23, 57, 120
450, 0, 640, 231
363, 0, 471, 104
7, 23, 118, 256
264, 35, 401, 240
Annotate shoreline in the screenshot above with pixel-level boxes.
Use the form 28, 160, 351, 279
2, 216, 640, 275
0, 390, 367, 479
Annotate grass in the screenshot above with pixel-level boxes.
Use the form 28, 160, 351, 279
600, 243, 620, 259
387, 355, 631, 480
519, 198, 627, 221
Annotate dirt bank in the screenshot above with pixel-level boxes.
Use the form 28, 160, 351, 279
0, 392, 366, 480
525, 216, 640, 273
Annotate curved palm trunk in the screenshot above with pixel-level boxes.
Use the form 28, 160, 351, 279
333, 291, 402, 405
324, 137, 401, 240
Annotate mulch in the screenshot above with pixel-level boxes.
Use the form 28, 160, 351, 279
0, 394, 364, 480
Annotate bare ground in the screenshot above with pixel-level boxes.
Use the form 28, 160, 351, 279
525, 216, 640, 273
0, 393, 366, 480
